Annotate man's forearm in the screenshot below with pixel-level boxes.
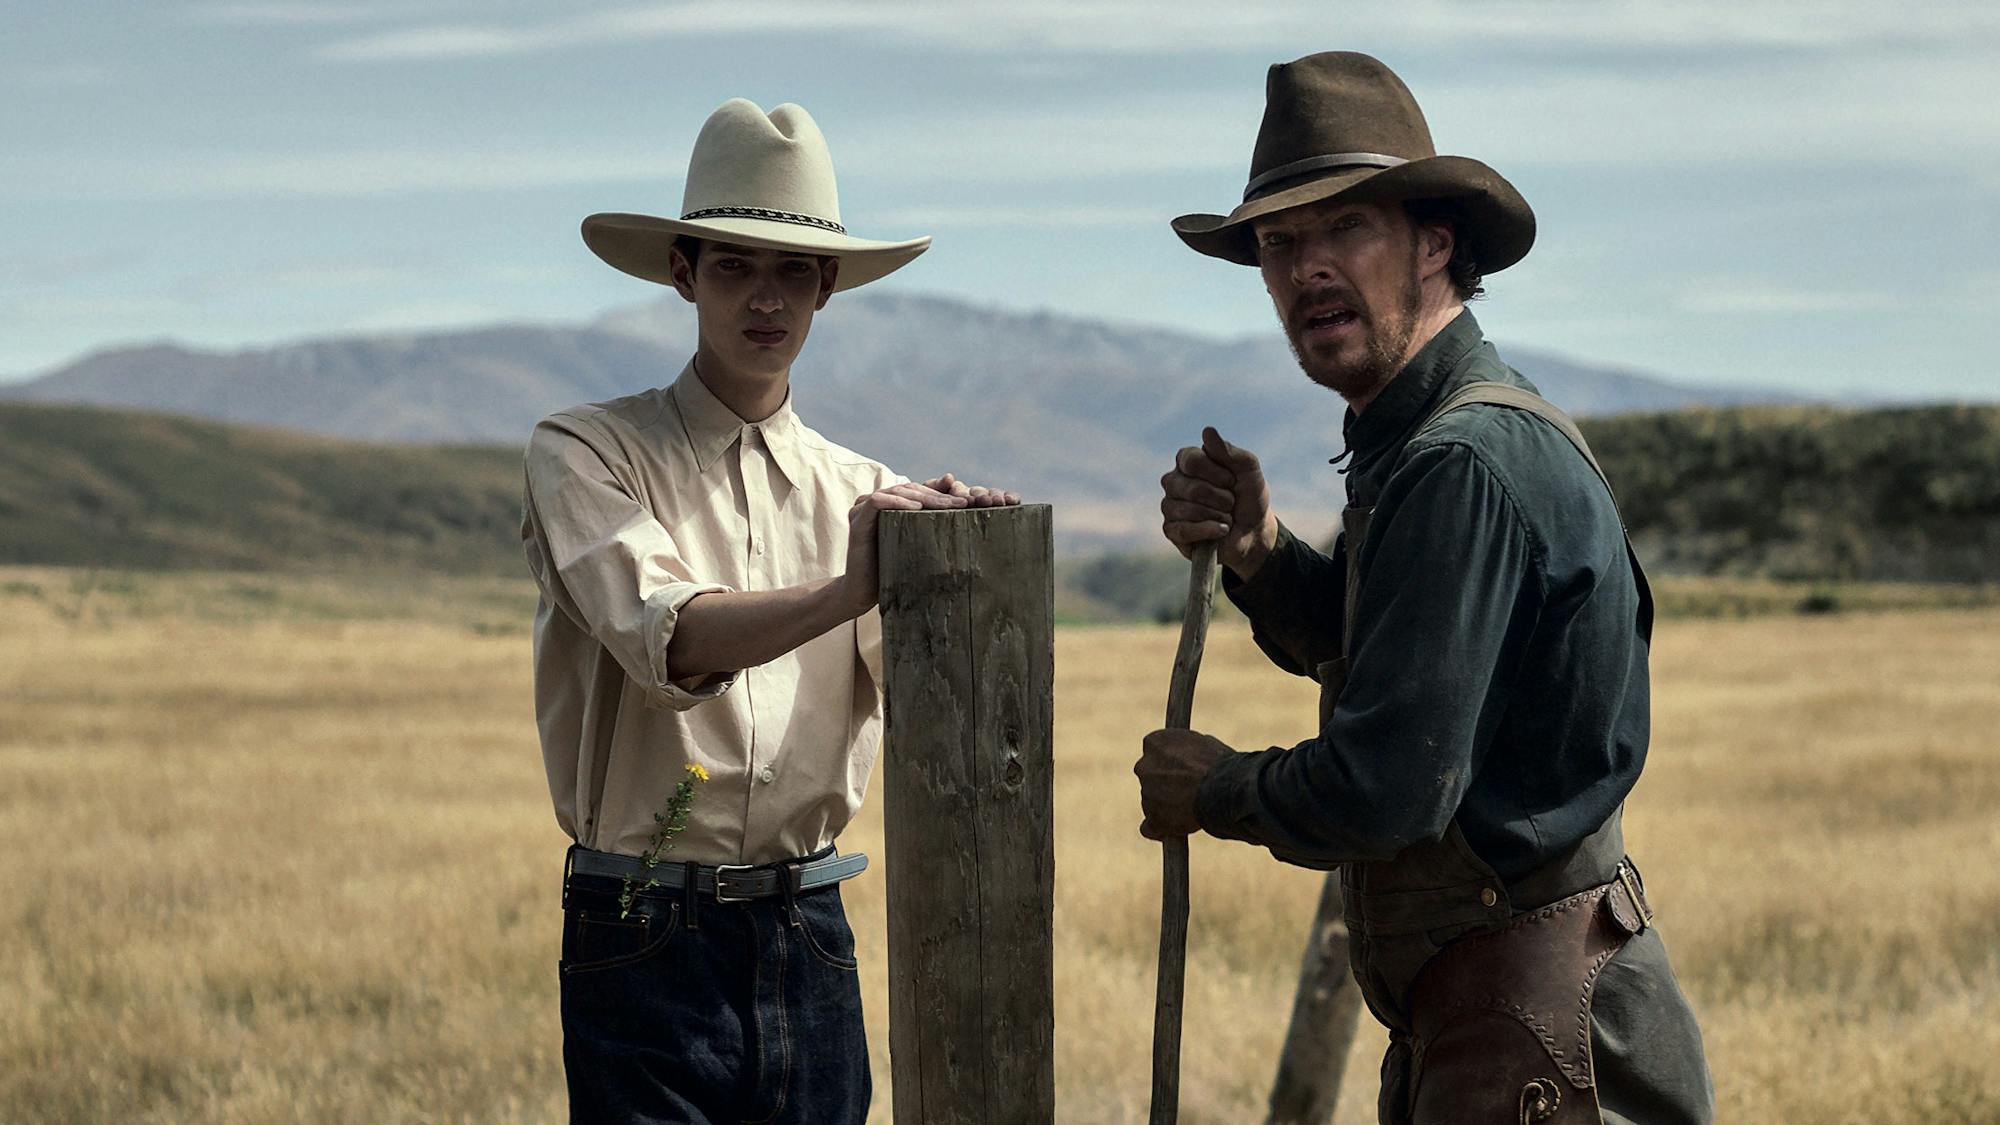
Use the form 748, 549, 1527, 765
666, 576, 863, 680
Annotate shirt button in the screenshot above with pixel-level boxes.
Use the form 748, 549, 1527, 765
759, 766, 775, 784
1479, 887, 1499, 907
753, 538, 765, 556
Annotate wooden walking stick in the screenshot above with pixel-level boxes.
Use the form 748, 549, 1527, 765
1149, 540, 1218, 1125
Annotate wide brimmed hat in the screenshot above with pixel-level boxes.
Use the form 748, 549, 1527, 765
1172, 52, 1534, 273
583, 99, 930, 292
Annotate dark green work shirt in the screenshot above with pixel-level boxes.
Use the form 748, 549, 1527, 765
1195, 310, 1650, 884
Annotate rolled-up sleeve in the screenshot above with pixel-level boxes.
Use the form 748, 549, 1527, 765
523, 412, 737, 711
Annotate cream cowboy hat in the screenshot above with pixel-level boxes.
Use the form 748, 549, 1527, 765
583, 99, 930, 292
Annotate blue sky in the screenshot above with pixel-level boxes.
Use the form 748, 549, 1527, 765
4, 1, 1997, 398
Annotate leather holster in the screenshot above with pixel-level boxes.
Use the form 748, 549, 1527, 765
1402, 864, 1653, 1124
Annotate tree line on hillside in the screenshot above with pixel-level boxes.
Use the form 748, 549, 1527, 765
1587, 404, 2000, 583
1066, 404, 2000, 620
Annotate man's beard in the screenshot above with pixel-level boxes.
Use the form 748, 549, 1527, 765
1281, 262, 1422, 401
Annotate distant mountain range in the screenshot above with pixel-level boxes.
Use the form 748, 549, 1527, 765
1, 293, 1804, 551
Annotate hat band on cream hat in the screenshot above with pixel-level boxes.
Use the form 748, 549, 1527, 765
679, 205, 848, 234
583, 98, 929, 293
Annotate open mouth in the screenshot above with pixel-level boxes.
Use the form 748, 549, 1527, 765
1296, 304, 1360, 340
1304, 306, 1368, 328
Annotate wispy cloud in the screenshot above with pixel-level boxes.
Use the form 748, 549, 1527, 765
169, 258, 593, 298
1321, 1, 2000, 54
316, 4, 916, 62
316, 23, 548, 60
11, 64, 115, 88
295, 2, 2000, 183
2, 292, 197, 322
1675, 281, 1896, 316
312, 0, 2000, 64
839, 99, 1250, 184
2, 145, 685, 201
875, 205, 1162, 228
3, 88, 1247, 204
340, 298, 517, 334
189, 3, 419, 26
0, 250, 149, 288
1417, 45, 2000, 170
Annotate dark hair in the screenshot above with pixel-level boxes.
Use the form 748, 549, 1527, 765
673, 235, 704, 271
1402, 199, 1484, 302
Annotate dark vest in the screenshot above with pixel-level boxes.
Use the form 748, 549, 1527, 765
1314, 382, 1655, 1034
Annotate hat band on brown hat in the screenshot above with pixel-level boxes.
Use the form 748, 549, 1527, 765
1244, 151, 1409, 201
1171, 51, 1535, 272
680, 205, 848, 236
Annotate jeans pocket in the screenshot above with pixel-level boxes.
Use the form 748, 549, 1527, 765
561, 902, 681, 976
794, 898, 858, 971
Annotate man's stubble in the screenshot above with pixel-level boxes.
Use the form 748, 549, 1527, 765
1281, 254, 1423, 405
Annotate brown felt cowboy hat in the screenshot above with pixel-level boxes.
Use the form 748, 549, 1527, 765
583, 99, 930, 292
1172, 52, 1535, 272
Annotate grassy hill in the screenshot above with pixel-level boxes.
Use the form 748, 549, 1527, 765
6, 400, 1999, 614
0, 402, 523, 575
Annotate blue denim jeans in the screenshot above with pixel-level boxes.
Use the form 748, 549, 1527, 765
559, 854, 871, 1124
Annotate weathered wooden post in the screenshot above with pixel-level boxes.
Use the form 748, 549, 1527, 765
1265, 874, 1363, 1124
878, 504, 1055, 1124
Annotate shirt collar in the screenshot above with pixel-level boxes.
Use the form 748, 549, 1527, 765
670, 359, 806, 490
1341, 307, 1486, 479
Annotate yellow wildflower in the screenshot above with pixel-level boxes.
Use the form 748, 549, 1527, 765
621, 762, 710, 917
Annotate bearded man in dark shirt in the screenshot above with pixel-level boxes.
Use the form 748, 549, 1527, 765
1137, 51, 1714, 1124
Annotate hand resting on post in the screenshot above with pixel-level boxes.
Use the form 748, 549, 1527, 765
665, 473, 1021, 681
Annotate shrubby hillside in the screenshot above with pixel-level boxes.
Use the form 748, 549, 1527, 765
1587, 404, 2000, 583
1062, 404, 2000, 620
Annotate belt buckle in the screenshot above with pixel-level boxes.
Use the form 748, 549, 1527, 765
712, 863, 759, 903
1616, 862, 1653, 927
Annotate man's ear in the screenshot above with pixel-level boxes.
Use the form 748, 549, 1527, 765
668, 245, 698, 303
815, 257, 839, 310
1417, 220, 1454, 284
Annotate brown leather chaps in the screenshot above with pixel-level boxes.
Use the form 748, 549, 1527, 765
1399, 867, 1653, 1124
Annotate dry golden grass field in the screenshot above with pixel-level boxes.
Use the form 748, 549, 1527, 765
3, 567, 1997, 1123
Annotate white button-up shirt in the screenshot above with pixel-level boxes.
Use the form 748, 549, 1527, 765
522, 360, 899, 864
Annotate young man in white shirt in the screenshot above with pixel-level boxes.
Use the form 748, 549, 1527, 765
523, 98, 1016, 1124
